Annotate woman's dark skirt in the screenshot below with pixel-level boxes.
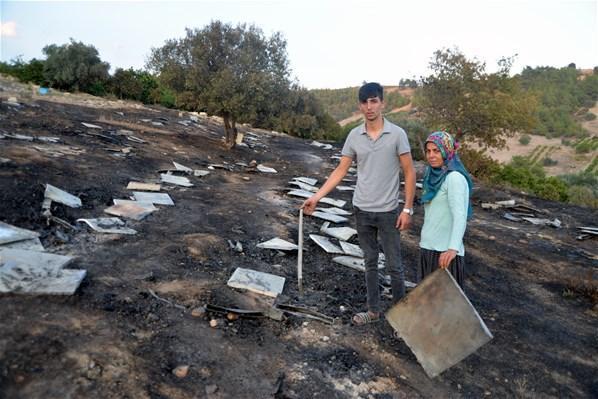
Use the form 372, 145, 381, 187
418, 248, 465, 288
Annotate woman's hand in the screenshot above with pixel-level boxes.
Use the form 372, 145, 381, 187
438, 249, 457, 269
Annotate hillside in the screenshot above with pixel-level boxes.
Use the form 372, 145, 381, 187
488, 101, 598, 176
1, 77, 597, 398
311, 86, 412, 124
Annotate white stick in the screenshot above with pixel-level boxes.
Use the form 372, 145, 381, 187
298, 208, 304, 294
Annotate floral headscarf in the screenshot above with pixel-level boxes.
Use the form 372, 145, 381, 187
421, 131, 473, 218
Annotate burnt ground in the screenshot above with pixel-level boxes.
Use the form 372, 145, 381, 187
0, 81, 597, 398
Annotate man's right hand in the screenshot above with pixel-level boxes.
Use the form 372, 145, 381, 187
301, 196, 319, 215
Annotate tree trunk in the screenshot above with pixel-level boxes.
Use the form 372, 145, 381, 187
222, 114, 237, 149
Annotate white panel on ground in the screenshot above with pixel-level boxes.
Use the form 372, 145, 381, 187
133, 192, 175, 206
287, 190, 346, 208
227, 267, 285, 297
77, 218, 137, 234
160, 174, 193, 187
309, 234, 344, 254
310, 211, 348, 223
173, 161, 193, 172
316, 207, 352, 216
320, 222, 357, 241
293, 177, 318, 186
339, 241, 364, 258
256, 238, 298, 251
0, 221, 39, 245
44, 184, 82, 208
332, 255, 385, 272
0, 260, 86, 295
0, 238, 45, 251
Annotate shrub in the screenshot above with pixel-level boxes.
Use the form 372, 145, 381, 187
519, 134, 531, 145
583, 113, 597, 121
567, 185, 598, 208
542, 157, 558, 166
459, 147, 501, 181
576, 141, 593, 154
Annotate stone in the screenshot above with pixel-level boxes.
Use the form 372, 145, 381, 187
173, 365, 189, 378
205, 384, 218, 394
191, 307, 206, 318
385, 269, 493, 378
227, 267, 285, 297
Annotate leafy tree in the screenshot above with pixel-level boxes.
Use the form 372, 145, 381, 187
42, 39, 110, 93
148, 21, 290, 148
416, 49, 537, 150
109, 68, 162, 104
0, 57, 46, 85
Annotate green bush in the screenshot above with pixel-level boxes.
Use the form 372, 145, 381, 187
583, 113, 597, 121
459, 147, 502, 181
492, 157, 569, 202
519, 134, 531, 145
576, 141, 593, 154
567, 185, 598, 208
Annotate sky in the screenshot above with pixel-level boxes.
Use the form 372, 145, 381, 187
0, 0, 596, 89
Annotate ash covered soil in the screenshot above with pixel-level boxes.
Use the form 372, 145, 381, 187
0, 82, 597, 398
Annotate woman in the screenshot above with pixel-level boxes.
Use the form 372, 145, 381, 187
419, 131, 473, 288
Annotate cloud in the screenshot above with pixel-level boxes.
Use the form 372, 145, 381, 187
0, 21, 17, 37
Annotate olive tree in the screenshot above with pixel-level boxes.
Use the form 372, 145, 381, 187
148, 21, 290, 148
416, 48, 537, 150
43, 39, 110, 94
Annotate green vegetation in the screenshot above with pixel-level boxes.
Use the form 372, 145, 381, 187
574, 137, 598, 153
492, 156, 569, 202
310, 87, 408, 121
43, 39, 110, 95
0, 56, 45, 85
519, 66, 598, 137
519, 134, 531, 145
147, 21, 339, 147
415, 49, 537, 150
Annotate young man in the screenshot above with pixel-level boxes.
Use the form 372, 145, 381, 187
302, 82, 416, 325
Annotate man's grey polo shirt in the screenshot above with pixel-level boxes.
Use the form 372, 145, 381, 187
341, 118, 411, 212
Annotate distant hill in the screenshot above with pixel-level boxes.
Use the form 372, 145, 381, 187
310, 86, 411, 122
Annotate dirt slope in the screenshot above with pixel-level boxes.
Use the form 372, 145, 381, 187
0, 79, 597, 398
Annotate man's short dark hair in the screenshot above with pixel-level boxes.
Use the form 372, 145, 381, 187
358, 82, 384, 103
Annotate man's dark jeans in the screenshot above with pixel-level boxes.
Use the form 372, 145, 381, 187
354, 206, 406, 313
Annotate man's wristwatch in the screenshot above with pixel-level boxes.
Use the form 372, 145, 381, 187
402, 207, 414, 216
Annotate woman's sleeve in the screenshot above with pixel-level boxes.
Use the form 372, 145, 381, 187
446, 172, 469, 251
